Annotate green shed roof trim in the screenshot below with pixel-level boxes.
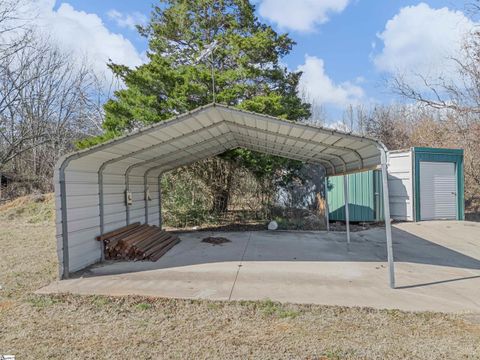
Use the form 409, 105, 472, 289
413, 147, 463, 155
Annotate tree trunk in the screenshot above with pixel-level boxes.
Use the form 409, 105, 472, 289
211, 163, 234, 214
212, 188, 230, 214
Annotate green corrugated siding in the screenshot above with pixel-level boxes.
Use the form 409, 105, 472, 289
327, 147, 464, 223
373, 170, 384, 222
327, 170, 381, 222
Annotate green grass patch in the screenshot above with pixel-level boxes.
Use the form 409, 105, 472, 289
207, 302, 223, 310
321, 349, 347, 360
91, 296, 111, 307
258, 299, 300, 319
28, 295, 59, 308
135, 302, 153, 311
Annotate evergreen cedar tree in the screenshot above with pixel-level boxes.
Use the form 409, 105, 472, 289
78, 0, 311, 185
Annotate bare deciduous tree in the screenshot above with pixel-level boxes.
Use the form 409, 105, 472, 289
0, 1, 120, 198
388, 16, 480, 204
0, 40, 103, 163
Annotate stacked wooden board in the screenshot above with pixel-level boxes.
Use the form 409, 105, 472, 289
96, 223, 180, 261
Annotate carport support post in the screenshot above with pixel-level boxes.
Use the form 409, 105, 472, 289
158, 174, 162, 229
59, 168, 69, 279
380, 148, 395, 289
323, 172, 330, 232
144, 175, 149, 224
343, 175, 350, 247
98, 169, 105, 261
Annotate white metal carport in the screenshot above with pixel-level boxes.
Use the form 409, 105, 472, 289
55, 103, 395, 287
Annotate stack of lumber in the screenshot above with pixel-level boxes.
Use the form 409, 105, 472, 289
96, 223, 180, 261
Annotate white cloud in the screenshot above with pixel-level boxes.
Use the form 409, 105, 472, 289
258, 0, 349, 32
25, 0, 144, 83
373, 3, 475, 82
298, 55, 364, 108
325, 121, 350, 132
107, 9, 147, 31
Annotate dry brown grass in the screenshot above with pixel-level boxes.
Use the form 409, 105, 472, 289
0, 198, 480, 359
0, 193, 54, 224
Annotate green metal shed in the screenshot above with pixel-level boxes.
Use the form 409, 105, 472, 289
327, 147, 464, 222
327, 170, 384, 222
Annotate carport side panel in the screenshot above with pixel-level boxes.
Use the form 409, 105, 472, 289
101, 172, 128, 233
53, 169, 64, 278
413, 147, 464, 221
144, 175, 160, 226
57, 168, 103, 277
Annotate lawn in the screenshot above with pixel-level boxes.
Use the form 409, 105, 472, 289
0, 197, 479, 359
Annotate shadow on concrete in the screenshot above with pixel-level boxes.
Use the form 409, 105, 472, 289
77, 223, 480, 292
396, 275, 480, 289
382, 227, 480, 270
169, 223, 266, 232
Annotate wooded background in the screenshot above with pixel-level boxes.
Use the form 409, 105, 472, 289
1, 0, 479, 225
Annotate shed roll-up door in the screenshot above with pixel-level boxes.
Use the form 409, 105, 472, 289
419, 161, 457, 220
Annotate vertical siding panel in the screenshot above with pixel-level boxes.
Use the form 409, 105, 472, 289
327, 170, 376, 222
388, 150, 413, 221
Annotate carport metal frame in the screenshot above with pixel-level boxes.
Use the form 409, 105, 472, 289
57, 103, 395, 288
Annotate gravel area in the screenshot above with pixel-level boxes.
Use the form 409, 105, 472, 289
1, 218, 480, 359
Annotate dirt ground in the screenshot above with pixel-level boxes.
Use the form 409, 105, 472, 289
1, 201, 480, 359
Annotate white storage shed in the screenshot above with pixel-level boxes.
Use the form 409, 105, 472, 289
388, 147, 464, 222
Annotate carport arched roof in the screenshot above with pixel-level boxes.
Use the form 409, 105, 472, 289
58, 103, 385, 178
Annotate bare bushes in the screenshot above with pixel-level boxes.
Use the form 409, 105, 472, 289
161, 158, 275, 228
161, 158, 326, 230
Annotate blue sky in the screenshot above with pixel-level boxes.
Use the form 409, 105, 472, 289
40, 0, 475, 122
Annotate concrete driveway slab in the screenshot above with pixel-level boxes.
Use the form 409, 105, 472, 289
38, 221, 480, 313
